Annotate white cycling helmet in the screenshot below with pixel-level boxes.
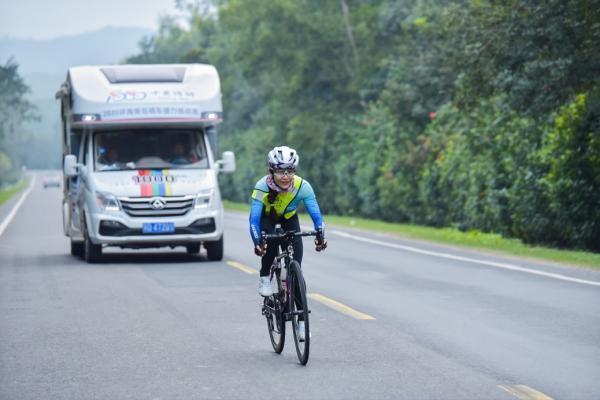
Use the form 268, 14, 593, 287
267, 146, 299, 169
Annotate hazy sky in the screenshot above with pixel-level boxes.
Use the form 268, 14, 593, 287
0, 0, 179, 40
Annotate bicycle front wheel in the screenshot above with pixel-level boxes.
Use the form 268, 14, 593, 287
264, 272, 285, 353
289, 260, 310, 365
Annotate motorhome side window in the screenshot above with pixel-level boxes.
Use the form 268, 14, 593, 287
94, 130, 209, 171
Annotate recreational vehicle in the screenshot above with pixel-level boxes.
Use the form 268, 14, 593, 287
56, 64, 235, 262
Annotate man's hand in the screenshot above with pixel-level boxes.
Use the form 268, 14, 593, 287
315, 232, 327, 252
254, 243, 267, 256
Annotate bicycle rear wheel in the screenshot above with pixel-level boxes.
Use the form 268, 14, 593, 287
289, 260, 310, 365
264, 272, 285, 353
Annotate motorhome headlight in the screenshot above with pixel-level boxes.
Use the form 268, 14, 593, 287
74, 113, 100, 122
82, 114, 97, 122
96, 191, 120, 212
194, 189, 214, 209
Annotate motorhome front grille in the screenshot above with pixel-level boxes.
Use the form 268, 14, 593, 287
119, 196, 194, 217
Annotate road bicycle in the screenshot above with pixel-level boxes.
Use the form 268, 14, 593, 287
260, 227, 321, 365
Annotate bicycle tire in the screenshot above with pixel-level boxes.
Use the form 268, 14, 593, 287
289, 260, 310, 365
265, 270, 285, 353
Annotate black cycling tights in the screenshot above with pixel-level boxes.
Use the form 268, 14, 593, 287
260, 213, 303, 276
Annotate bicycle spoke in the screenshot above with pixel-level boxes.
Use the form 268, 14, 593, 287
264, 270, 285, 354
290, 261, 310, 365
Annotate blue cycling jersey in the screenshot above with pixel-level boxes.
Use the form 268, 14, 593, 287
249, 175, 324, 245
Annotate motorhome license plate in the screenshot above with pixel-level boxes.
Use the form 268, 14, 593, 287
142, 223, 175, 234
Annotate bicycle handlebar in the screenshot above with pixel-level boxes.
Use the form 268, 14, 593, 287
260, 229, 321, 244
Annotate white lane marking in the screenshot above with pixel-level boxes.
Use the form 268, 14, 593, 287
331, 229, 600, 287
0, 176, 36, 238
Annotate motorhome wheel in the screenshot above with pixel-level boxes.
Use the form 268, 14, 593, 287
205, 236, 224, 261
83, 219, 102, 263
70, 240, 84, 258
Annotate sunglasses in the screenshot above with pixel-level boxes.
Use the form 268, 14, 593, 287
273, 168, 296, 177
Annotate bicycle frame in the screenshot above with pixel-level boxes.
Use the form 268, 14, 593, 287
261, 229, 318, 320
260, 227, 320, 365
261, 242, 294, 321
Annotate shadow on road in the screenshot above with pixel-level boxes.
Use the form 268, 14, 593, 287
99, 251, 208, 264
35, 251, 217, 266
92, 250, 214, 264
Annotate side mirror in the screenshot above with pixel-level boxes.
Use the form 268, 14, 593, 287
217, 151, 236, 173
63, 154, 79, 177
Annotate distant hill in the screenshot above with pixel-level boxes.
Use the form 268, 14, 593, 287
0, 26, 152, 168
0, 26, 152, 99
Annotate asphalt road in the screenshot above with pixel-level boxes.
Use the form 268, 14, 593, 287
1, 173, 599, 400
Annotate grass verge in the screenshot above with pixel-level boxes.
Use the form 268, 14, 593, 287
0, 179, 29, 207
223, 200, 600, 269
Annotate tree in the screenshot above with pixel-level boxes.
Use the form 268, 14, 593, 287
445, 0, 600, 115
0, 59, 36, 139
126, 0, 600, 251
0, 59, 37, 185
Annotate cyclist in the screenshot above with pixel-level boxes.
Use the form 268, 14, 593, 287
249, 146, 327, 306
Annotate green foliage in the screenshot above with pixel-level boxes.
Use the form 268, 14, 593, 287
421, 98, 536, 232
0, 152, 11, 175
541, 92, 600, 249
331, 105, 392, 217
126, 13, 215, 64
218, 125, 279, 203
0, 59, 37, 137
128, 0, 600, 252
0, 178, 28, 205
0, 59, 37, 185
445, 0, 600, 115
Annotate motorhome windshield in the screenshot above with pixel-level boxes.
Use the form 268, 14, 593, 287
94, 130, 209, 171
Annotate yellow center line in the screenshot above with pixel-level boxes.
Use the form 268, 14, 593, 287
225, 262, 374, 320
308, 293, 376, 320
226, 261, 258, 274
498, 385, 554, 400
